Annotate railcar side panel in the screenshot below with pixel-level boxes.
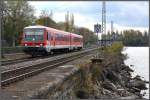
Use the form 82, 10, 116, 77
21, 25, 83, 56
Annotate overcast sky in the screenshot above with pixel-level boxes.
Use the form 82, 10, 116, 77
29, 1, 149, 33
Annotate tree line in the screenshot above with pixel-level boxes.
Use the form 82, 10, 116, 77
2, 0, 97, 47
101, 29, 149, 46
2, 0, 148, 47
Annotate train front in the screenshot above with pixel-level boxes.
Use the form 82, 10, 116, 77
21, 26, 47, 56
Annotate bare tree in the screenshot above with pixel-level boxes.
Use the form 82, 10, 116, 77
65, 11, 70, 32
49, 10, 53, 19
3, 0, 35, 47
70, 13, 74, 32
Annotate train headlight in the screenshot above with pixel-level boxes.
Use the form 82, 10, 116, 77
40, 43, 43, 46
25, 44, 27, 46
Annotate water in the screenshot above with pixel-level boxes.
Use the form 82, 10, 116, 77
122, 47, 149, 99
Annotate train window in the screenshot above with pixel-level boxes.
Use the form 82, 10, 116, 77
51, 35, 53, 40
61, 34, 63, 41
56, 34, 58, 40
64, 35, 67, 41
65, 35, 69, 41
63, 34, 65, 41
64, 35, 66, 41
25, 31, 34, 35
55, 33, 70, 41
36, 29, 43, 35
55, 34, 57, 40
74, 37, 78, 42
57, 34, 63, 41
62, 35, 64, 41
47, 32, 48, 40
59, 34, 62, 41
23, 29, 44, 41
55, 34, 59, 41
74, 37, 81, 42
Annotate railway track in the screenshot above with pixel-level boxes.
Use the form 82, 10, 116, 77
2, 57, 33, 66
1, 47, 89, 66
1, 50, 80, 66
1, 48, 98, 87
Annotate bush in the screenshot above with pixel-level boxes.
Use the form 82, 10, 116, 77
91, 64, 102, 82
77, 63, 94, 94
105, 42, 123, 54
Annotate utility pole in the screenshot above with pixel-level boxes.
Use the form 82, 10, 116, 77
111, 21, 113, 44
102, 1, 106, 46
111, 21, 113, 34
1, 0, 4, 58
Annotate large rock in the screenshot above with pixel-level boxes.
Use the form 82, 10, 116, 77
105, 69, 121, 84
120, 70, 131, 84
102, 80, 117, 91
121, 64, 133, 72
75, 90, 89, 99
133, 75, 142, 81
127, 79, 147, 90
119, 95, 139, 99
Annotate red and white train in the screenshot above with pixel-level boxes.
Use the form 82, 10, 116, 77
21, 25, 83, 56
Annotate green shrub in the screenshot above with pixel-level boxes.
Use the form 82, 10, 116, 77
91, 64, 102, 82
105, 42, 123, 54
78, 63, 94, 94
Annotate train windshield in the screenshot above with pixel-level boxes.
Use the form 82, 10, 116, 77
23, 29, 44, 41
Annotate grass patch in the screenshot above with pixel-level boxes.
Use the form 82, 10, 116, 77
75, 61, 103, 98
2, 46, 23, 54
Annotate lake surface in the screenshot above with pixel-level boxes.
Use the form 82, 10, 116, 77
122, 47, 149, 99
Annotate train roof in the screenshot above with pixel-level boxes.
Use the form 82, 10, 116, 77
24, 25, 47, 29
70, 33, 83, 38
24, 25, 83, 38
24, 25, 56, 31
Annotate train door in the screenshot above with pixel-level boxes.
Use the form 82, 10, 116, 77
45, 31, 51, 52
69, 33, 72, 50
50, 32, 55, 48
70, 33, 74, 51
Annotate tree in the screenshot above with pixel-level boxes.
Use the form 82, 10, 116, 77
49, 10, 53, 19
65, 11, 70, 32
70, 13, 74, 32
35, 9, 58, 28
122, 30, 148, 46
102, 29, 148, 46
57, 22, 66, 31
64, 12, 75, 32
143, 31, 148, 46
74, 27, 98, 45
3, 0, 35, 46
107, 30, 111, 40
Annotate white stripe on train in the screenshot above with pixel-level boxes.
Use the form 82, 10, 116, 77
45, 44, 83, 52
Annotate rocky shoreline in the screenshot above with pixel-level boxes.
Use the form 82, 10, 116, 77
73, 44, 149, 99
97, 61, 148, 99
1, 43, 148, 99
32, 43, 148, 99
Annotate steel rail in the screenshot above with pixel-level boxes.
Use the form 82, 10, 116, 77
2, 48, 87, 66
1, 51, 70, 66
1, 48, 98, 86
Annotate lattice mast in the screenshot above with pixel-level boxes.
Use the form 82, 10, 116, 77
111, 21, 113, 34
102, 1, 106, 36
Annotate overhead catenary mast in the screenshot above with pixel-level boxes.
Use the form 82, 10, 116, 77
111, 21, 113, 34
101, 1, 106, 45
